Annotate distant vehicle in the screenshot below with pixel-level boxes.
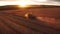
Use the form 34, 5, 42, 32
25, 13, 36, 19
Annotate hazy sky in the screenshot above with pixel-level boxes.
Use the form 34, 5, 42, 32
0, 0, 60, 6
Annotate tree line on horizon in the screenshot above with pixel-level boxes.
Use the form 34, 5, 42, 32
0, 5, 60, 10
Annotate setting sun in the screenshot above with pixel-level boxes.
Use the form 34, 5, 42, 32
17, 0, 29, 8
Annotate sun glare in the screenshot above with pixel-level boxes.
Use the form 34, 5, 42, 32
18, 0, 29, 8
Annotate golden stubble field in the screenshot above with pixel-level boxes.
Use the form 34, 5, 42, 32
0, 7, 60, 34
